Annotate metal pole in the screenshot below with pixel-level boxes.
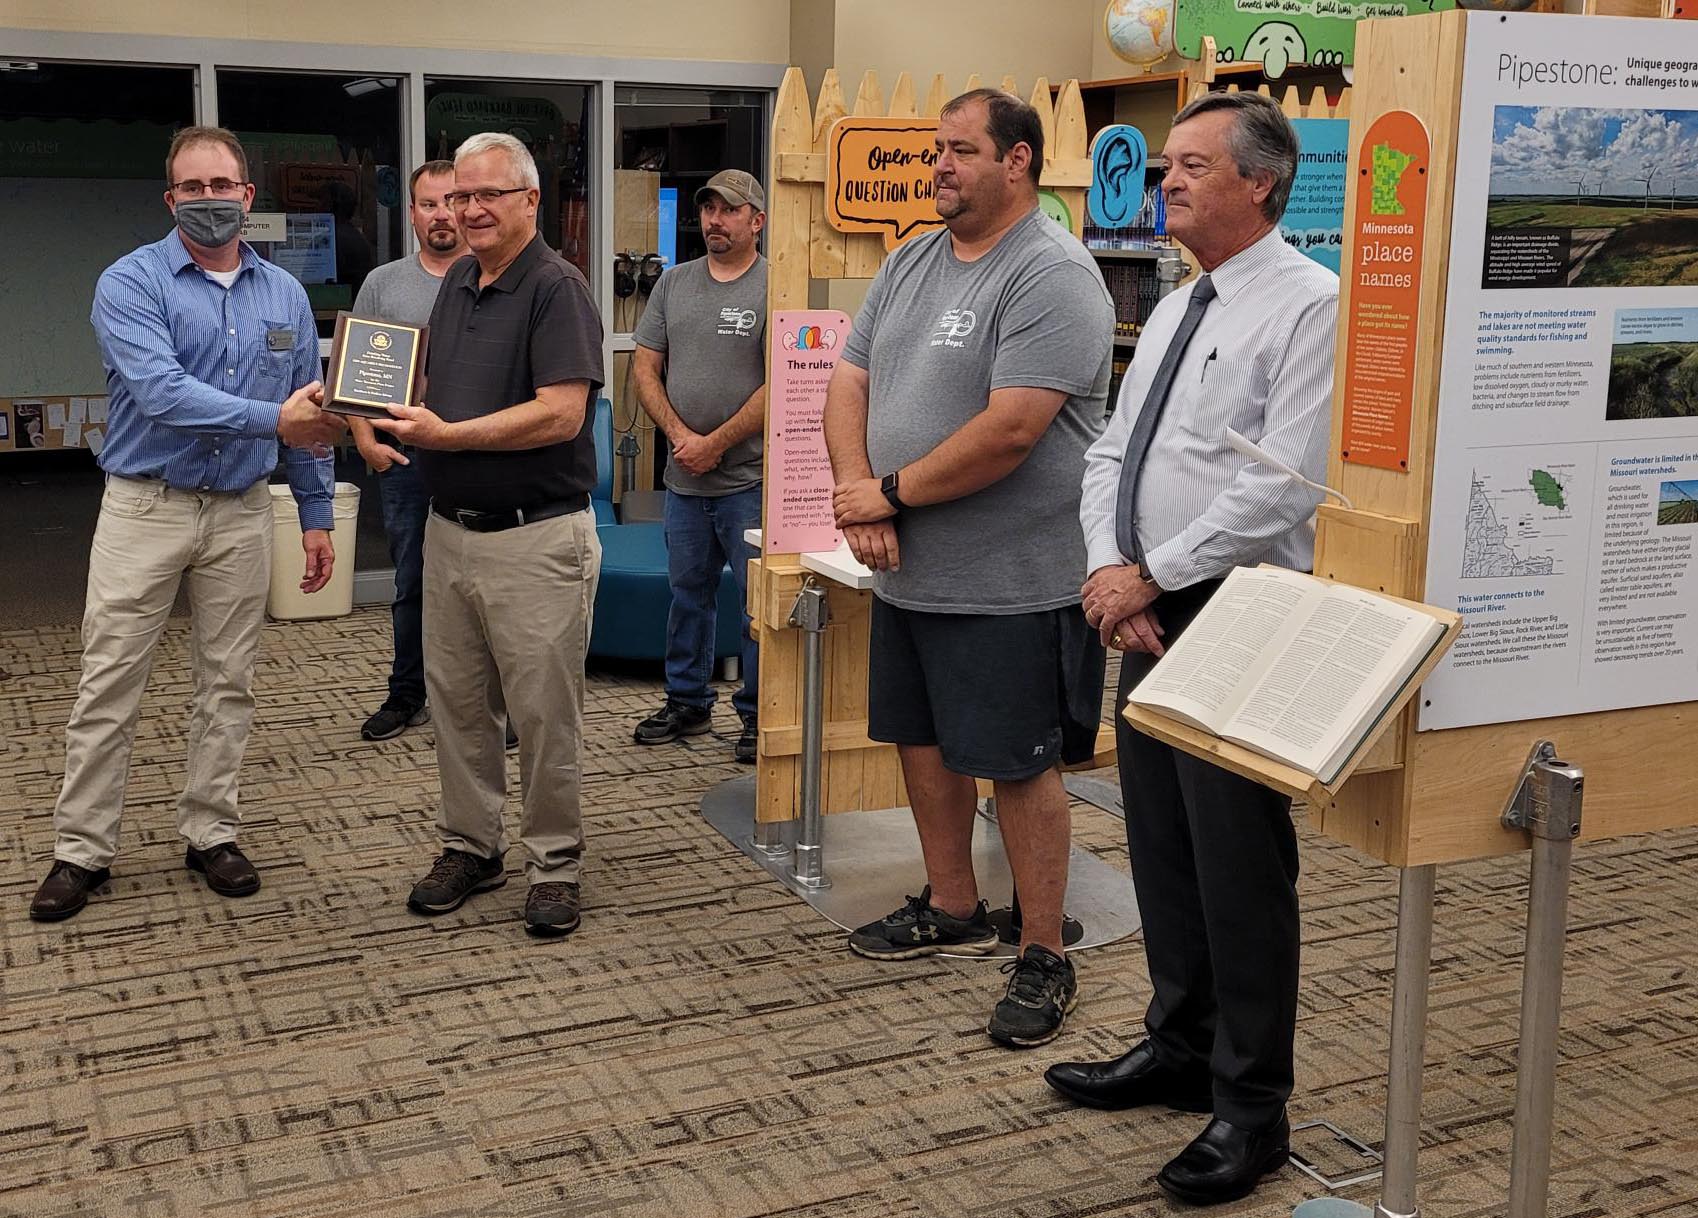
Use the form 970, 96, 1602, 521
787, 580, 830, 889
1504, 752, 1584, 1218
751, 819, 788, 859
1156, 251, 1189, 300
1378, 863, 1436, 1218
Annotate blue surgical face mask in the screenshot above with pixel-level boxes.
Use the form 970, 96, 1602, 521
175, 198, 245, 248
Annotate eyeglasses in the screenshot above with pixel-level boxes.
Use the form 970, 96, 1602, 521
171, 178, 249, 198
444, 186, 530, 210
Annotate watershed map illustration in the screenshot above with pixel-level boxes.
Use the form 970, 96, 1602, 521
1461, 464, 1574, 577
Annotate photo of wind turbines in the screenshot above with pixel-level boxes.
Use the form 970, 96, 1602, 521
1485, 105, 1698, 288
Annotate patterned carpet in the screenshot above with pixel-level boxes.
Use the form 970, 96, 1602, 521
1, 610, 1695, 1218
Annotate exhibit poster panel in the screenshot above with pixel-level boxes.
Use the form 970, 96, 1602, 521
1421, 12, 1698, 730
764, 310, 853, 555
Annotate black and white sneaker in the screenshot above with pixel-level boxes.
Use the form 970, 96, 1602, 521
407, 849, 506, 915
361, 698, 430, 741
987, 943, 1078, 1047
847, 885, 1000, 960
634, 700, 714, 745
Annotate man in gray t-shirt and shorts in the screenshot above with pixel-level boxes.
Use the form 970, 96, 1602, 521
825, 90, 1114, 1049
631, 169, 769, 764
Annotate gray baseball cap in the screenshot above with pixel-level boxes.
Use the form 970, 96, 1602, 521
694, 168, 766, 211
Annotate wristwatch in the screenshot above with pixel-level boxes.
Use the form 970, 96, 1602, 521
880, 470, 904, 513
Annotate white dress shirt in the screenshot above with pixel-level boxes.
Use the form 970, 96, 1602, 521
1080, 228, 1340, 590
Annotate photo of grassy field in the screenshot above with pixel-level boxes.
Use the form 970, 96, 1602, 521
1658, 480, 1698, 525
1488, 106, 1698, 287
1608, 341, 1698, 421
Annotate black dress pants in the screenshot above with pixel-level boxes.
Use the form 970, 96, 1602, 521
1115, 578, 1301, 1129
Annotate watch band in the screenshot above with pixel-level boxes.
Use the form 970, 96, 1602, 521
880, 471, 904, 512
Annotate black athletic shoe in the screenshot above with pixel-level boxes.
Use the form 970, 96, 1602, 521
735, 717, 757, 764
407, 849, 506, 915
633, 700, 714, 745
361, 699, 430, 741
524, 881, 581, 937
987, 943, 1078, 1047
847, 885, 1000, 960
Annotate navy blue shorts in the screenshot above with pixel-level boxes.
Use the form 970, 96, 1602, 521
867, 597, 1107, 781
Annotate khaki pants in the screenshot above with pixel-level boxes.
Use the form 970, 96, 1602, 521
54, 476, 274, 869
424, 507, 600, 883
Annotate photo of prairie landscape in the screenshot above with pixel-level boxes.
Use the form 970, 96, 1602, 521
1608, 309, 1698, 421
1487, 105, 1698, 288
1659, 480, 1698, 525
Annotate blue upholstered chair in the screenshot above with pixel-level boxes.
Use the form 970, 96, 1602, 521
588, 398, 745, 663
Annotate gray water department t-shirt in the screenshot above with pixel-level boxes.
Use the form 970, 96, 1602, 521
841, 209, 1114, 614
352, 253, 446, 329
634, 255, 768, 497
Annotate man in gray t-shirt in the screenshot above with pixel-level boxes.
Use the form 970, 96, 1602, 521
630, 169, 769, 763
346, 160, 466, 743
824, 90, 1114, 1049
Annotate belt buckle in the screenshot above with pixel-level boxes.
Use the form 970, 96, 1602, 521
453, 508, 483, 529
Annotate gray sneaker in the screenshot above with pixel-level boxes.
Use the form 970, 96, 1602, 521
524, 881, 581, 937
407, 849, 505, 914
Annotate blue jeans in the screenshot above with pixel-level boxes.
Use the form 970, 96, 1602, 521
376, 456, 429, 707
663, 486, 761, 722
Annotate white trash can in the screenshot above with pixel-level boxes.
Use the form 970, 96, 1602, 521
267, 481, 360, 620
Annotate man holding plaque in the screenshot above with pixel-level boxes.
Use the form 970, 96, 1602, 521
29, 125, 345, 922
1060, 92, 1338, 1206
377, 132, 604, 939
630, 168, 768, 765
344, 159, 466, 742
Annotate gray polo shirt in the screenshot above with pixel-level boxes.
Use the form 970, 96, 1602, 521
841, 209, 1114, 614
419, 235, 604, 513
633, 254, 768, 497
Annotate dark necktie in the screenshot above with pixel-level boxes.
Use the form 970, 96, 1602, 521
1114, 274, 1217, 567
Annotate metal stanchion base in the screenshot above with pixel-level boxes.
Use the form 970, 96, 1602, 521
1291, 1200, 1374, 1218
700, 775, 1141, 956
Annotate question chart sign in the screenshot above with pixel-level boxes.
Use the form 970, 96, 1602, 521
825, 117, 944, 250
1087, 124, 1149, 229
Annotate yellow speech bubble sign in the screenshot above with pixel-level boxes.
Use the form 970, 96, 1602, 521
825, 116, 944, 251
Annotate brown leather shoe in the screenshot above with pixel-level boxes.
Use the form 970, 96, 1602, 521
30, 860, 111, 922
185, 842, 261, 897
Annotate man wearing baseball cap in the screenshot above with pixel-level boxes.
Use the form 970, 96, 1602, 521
630, 168, 769, 763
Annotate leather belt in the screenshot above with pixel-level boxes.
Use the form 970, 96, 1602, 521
431, 494, 590, 533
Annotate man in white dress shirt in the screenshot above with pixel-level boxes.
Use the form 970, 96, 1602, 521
1050, 91, 1339, 1207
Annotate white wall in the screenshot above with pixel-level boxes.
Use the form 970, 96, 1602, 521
0, 0, 793, 63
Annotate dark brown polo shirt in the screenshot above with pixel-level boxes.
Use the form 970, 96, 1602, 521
418, 233, 604, 513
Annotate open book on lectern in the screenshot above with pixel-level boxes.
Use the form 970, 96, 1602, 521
1127, 565, 1459, 787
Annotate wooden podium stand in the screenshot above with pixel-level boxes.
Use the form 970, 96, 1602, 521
1124, 573, 1462, 807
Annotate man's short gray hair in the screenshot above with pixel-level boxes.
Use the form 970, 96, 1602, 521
1171, 91, 1299, 222
454, 132, 540, 191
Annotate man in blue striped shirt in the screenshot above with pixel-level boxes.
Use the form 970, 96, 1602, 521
29, 125, 346, 923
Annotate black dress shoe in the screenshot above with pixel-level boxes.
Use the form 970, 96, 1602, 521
29, 860, 111, 922
1044, 1040, 1213, 1112
186, 842, 261, 897
1157, 1113, 1290, 1206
